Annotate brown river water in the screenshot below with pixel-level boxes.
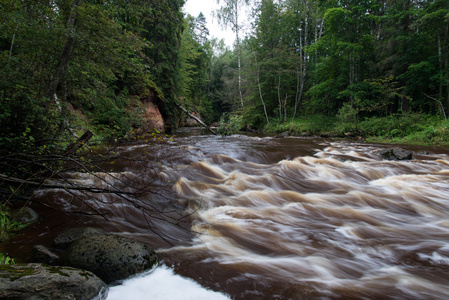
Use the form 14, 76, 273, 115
3, 128, 449, 299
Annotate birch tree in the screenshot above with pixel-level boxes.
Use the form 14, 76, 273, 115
216, 0, 250, 107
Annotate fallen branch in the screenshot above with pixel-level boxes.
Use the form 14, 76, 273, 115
64, 130, 94, 155
174, 102, 217, 135
0, 173, 134, 195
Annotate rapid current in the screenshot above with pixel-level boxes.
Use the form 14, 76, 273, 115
4, 128, 449, 299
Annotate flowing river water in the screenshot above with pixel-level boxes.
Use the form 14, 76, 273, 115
4, 128, 449, 299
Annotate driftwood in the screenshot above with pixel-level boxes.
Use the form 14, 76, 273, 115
175, 102, 217, 135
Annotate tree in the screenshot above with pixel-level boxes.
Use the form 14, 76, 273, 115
140, 0, 186, 128
418, 0, 449, 115
216, 0, 250, 108
194, 12, 210, 45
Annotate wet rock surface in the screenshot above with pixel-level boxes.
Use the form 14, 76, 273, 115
12, 207, 39, 225
53, 227, 103, 249
0, 263, 108, 300
379, 147, 413, 160
28, 245, 59, 265
61, 234, 159, 283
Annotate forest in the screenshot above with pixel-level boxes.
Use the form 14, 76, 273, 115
0, 0, 448, 176
1, 0, 449, 154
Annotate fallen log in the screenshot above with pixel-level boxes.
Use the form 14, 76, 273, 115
64, 130, 94, 155
174, 102, 217, 135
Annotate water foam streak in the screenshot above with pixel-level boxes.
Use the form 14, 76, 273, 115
166, 141, 449, 298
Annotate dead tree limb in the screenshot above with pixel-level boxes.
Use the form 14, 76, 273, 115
174, 102, 218, 135
64, 130, 94, 155
0, 173, 133, 195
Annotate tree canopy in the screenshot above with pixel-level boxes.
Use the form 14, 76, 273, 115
1, 0, 449, 154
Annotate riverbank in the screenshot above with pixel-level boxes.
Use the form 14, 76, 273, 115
263, 113, 449, 146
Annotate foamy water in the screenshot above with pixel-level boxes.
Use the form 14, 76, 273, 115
107, 265, 230, 300
160, 141, 449, 299
20, 136, 449, 299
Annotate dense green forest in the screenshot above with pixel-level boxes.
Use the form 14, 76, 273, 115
1, 0, 449, 154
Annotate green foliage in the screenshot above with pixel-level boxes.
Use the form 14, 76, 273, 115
265, 115, 337, 135
0, 205, 26, 243
336, 102, 359, 130
0, 0, 189, 154
0, 253, 15, 265
358, 114, 446, 143
217, 113, 244, 136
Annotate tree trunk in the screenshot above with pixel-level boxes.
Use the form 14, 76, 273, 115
284, 94, 288, 122
254, 52, 269, 124
8, 23, 19, 67
278, 73, 282, 121
444, 22, 449, 115
293, 14, 308, 119
236, 27, 244, 108
45, 0, 81, 101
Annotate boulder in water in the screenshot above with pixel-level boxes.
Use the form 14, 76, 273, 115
0, 263, 108, 299
28, 245, 59, 265
61, 234, 159, 283
12, 207, 39, 225
379, 147, 413, 160
53, 227, 102, 249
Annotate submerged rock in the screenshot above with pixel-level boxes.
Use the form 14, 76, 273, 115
12, 207, 39, 225
53, 227, 103, 249
0, 263, 108, 299
28, 245, 59, 265
379, 147, 413, 160
61, 234, 159, 283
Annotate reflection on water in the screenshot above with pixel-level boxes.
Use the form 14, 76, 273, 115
4, 131, 449, 299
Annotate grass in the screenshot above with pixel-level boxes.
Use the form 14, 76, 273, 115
264, 113, 449, 146
264, 115, 338, 136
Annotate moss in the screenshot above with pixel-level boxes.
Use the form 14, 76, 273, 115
0, 265, 37, 281
47, 266, 71, 277
78, 271, 94, 280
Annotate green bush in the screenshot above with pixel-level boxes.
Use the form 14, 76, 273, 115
91, 97, 142, 140
217, 113, 244, 136
265, 115, 337, 135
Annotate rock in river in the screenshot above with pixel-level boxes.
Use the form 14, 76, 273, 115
379, 147, 413, 160
0, 263, 108, 299
61, 234, 159, 283
12, 207, 39, 225
53, 227, 103, 249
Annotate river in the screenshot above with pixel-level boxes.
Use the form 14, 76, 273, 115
4, 128, 449, 299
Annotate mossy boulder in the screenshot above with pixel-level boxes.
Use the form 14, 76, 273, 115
61, 234, 158, 283
53, 227, 103, 249
0, 263, 107, 299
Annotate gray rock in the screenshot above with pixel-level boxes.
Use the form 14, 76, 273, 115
0, 263, 108, 300
28, 245, 59, 265
12, 207, 38, 224
379, 147, 413, 160
53, 227, 102, 249
62, 234, 159, 283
